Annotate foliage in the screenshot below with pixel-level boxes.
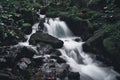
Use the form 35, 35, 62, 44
0, 0, 42, 46
44, 0, 120, 62
0, 0, 120, 59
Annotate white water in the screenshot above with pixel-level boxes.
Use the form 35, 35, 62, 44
13, 23, 39, 54
43, 18, 119, 80
14, 13, 119, 80
44, 18, 74, 38
18, 23, 39, 47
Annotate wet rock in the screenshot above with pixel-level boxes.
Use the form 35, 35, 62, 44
36, 43, 53, 55
38, 18, 45, 31
33, 57, 45, 66
50, 56, 66, 64
21, 23, 32, 35
82, 43, 94, 53
0, 73, 16, 80
17, 62, 28, 70
49, 50, 62, 56
57, 64, 70, 80
29, 31, 64, 48
84, 34, 105, 55
21, 58, 31, 65
0, 58, 8, 69
0, 35, 18, 46
68, 72, 80, 80
0, 47, 16, 69
17, 57, 31, 70
74, 37, 81, 42
116, 76, 120, 80
84, 34, 120, 73
16, 47, 36, 61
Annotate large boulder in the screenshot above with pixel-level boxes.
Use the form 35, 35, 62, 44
29, 31, 64, 48
15, 47, 36, 61
68, 72, 80, 80
83, 34, 120, 72
0, 73, 16, 80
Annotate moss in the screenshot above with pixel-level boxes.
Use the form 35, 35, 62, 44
35, 77, 43, 80
103, 37, 115, 52
22, 23, 31, 27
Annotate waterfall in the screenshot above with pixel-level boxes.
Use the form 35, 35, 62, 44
44, 18, 74, 38
43, 17, 119, 80
18, 23, 39, 47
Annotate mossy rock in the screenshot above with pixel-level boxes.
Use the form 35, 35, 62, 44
22, 23, 31, 27
22, 23, 32, 35
35, 77, 43, 80
103, 37, 117, 53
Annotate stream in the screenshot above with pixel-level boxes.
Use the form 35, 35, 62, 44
16, 14, 119, 80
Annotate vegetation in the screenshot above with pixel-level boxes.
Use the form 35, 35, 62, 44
0, 0, 42, 46
44, 0, 120, 71
0, 0, 120, 72
45, 1, 120, 44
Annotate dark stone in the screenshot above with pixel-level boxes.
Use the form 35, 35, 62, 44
40, 7, 48, 15
17, 58, 31, 70
29, 31, 64, 48
68, 72, 80, 80
16, 47, 36, 61
84, 34, 105, 55
116, 76, 120, 80
0, 58, 8, 69
84, 34, 120, 73
33, 57, 45, 66
50, 56, 66, 64
0, 35, 18, 46
36, 43, 53, 55
82, 43, 94, 53
0, 27, 25, 46
57, 64, 70, 79
0, 73, 16, 80
0, 47, 16, 69
48, 50, 62, 56
21, 23, 32, 35
38, 18, 45, 31
74, 37, 81, 42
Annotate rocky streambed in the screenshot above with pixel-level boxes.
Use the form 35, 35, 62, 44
0, 13, 120, 80
0, 24, 80, 80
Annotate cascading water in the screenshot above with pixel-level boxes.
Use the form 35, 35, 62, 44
43, 17, 119, 80
44, 18, 74, 38
18, 23, 39, 47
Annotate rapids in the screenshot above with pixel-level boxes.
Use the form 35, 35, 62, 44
43, 17, 119, 80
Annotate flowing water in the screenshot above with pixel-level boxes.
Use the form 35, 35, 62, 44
43, 17, 119, 80
16, 13, 119, 80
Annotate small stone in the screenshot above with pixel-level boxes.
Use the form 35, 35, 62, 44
17, 62, 27, 70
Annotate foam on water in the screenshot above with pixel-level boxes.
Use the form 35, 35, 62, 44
44, 17, 120, 80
